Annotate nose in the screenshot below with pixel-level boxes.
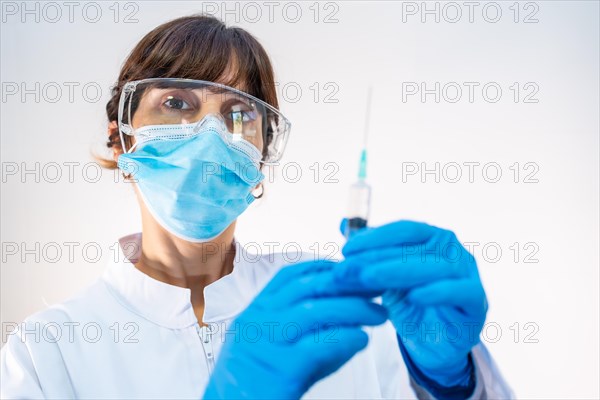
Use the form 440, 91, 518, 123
193, 113, 228, 134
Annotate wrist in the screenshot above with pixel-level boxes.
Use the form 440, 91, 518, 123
397, 336, 476, 400
418, 354, 472, 387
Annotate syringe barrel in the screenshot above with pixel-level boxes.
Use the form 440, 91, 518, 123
347, 180, 371, 219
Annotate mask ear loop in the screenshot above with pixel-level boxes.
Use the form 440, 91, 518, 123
127, 141, 139, 153
252, 182, 264, 199
116, 132, 137, 181
119, 139, 139, 180
118, 88, 132, 181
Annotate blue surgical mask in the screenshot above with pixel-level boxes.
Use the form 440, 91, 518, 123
117, 114, 264, 242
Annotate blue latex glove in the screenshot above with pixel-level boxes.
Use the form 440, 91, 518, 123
337, 220, 487, 391
203, 260, 388, 399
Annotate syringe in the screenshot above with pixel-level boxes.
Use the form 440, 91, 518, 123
344, 87, 373, 239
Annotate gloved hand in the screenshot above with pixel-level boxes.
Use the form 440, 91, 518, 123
337, 220, 487, 389
203, 260, 388, 399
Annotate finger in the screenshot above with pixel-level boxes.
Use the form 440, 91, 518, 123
343, 242, 474, 267
337, 238, 474, 285
296, 327, 369, 383
258, 260, 337, 299
406, 279, 487, 315
342, 220, 438, 256
266, 262, 384, 306
288, 297, 388, 331
342, 228, 470, 267
341, 257, 463, 291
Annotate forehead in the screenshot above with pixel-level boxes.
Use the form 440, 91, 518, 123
212, 54, 250, 93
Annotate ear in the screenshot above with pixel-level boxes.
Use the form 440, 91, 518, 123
107, 120, 123, 162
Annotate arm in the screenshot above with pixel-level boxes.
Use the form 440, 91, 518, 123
1, 325, 46, 399
1, 318, 76, 400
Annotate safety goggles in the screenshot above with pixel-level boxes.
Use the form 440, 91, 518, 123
117, 78, 291, 164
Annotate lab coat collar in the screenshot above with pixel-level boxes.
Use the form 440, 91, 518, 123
101, 233, 256, 329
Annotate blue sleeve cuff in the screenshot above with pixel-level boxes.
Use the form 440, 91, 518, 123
396, 335, 476, 400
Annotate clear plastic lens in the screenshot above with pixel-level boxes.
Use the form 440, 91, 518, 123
118, 78, 291, 164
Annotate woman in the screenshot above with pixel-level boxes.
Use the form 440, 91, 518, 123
1, 15, 513, 399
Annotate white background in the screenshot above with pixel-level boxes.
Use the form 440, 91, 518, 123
1, 1, 599, 398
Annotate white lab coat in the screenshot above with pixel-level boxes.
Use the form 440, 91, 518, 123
1, 233, 514, 399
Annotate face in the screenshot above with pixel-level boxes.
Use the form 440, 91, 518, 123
117, 79, 267, 244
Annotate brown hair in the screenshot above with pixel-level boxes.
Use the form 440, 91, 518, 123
101, 14, 278, 168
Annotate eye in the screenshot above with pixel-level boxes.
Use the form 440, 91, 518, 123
228, 110, 257, 122
225, 102, 257, 123
163, 95, 191, 111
